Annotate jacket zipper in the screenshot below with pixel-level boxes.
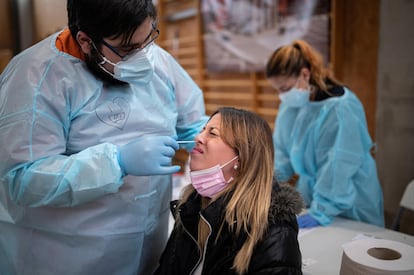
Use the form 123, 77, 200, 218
180, 211, 212, 275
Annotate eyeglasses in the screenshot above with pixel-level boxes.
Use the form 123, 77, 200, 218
100, 24, 159, 59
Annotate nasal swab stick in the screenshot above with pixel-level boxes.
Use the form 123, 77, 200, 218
177, 140, 196, 144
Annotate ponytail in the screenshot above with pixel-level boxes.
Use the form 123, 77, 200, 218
266, 39, 342, 92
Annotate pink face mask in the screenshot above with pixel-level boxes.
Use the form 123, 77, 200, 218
190, 156, 238, 198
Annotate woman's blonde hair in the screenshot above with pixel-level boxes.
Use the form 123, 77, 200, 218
179, 107, 274, 274
265, 39, 342, 92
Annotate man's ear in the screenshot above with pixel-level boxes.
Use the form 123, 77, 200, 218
76, 31, 93, 54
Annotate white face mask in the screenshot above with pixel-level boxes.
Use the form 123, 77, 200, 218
98, 45, 155, 84
279, 87, 311, 107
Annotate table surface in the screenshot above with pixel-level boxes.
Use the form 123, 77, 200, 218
298, 217, 414, 275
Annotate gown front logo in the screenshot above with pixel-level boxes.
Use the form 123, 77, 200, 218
96, 97, 130, 129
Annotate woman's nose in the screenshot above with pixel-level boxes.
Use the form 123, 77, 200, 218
195, 133, 205, 144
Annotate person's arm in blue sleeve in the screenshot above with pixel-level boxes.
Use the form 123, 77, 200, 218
160, 48, 209, 146
4, 133, 180, 208
308, 98, 370, 225
3, 143, 123, 207
273, 107, 295, 182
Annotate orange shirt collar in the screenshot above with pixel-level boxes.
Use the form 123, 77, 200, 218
55, 28, 85, 60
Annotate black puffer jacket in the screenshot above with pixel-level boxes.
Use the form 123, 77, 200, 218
154, 182, 304, 275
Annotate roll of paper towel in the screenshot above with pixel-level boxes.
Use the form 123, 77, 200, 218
340, 239, 414, 274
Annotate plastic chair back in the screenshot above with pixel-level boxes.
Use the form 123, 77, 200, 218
400, 179, 414, 211
391, 179, 414, 231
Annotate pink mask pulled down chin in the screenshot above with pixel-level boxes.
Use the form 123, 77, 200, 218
190, 156, 238, 198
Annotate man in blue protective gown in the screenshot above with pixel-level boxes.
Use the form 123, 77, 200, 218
0, 1, 208, 274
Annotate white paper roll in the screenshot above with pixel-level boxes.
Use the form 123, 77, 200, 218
340, 239, 414, 275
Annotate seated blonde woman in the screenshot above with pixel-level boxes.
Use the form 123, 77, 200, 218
154, 107, 303, 275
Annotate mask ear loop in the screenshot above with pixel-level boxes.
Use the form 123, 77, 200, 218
299, 68, 316, 98
296, 74, 308, 91
296, 74, 314, 101
90, 41, 117, 77
219, 155, 239, 169
220, 155, 239, 183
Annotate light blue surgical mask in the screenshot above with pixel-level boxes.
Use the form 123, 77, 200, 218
279, 76, 311, 107
97, 45, 155, 84
279, 88, 310, 107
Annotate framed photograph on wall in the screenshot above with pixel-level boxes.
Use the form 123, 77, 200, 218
201, 0, 331, 72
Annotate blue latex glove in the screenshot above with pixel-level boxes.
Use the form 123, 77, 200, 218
118, 136, 180, 176
297, 213, 321, 228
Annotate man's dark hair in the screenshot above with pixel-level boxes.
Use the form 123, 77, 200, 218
67, 0, 157, 44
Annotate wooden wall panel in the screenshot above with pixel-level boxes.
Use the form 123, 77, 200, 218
32, 0, 67, 42
331, 0, 380, 140
0, 0, 14, 49
0, 0, 15, 72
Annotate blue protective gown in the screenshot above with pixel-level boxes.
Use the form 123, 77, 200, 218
273, 88, 384, 227
0, 31, 208, 275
